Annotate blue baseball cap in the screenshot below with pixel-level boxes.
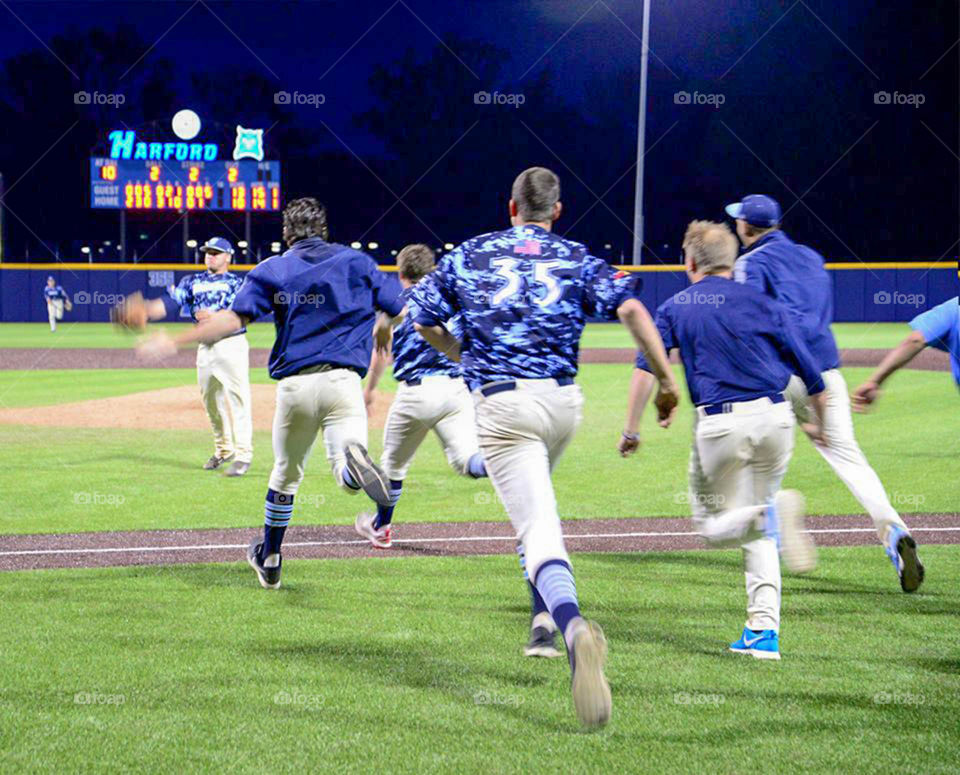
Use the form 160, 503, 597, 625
724, 195, 781, 227
200, 237, 234, 255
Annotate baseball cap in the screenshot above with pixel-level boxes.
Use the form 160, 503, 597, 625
200, 237, 234, 255
724, 194, 781, 227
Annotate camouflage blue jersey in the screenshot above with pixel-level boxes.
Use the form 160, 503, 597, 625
163, 270, 246, 333
392, 286, 462, 383
411, 224, 641, 390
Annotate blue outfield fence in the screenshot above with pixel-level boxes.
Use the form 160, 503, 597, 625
0, 262, 956, 324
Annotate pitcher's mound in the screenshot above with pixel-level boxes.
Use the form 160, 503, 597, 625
0, 384, 392, 431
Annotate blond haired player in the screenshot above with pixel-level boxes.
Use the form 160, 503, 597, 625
621, 221, 827, 660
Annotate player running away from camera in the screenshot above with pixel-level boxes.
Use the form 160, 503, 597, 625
43, 276, 71, 332
853, 296, 960, 402
357, 244, 489, 550
621, 220, 828, 661
726, 194, 924, 593
411, 167, 679, 728
136, 198, 403, 590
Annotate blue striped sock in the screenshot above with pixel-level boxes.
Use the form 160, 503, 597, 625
516, 543, 549, 617
534, 560, 580, 637
374, 480, 403, 529
263, 489, 294, 557
467, 453, 488, 479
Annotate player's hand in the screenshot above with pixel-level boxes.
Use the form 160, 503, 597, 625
373, 316, 394, 355
111, 292, 149, 332
618, 431, 640, 457
804, 391, 828, 446
654, 382, 680, 428
195, 309, 212, 322
364, 389, 376, 412
136, 331, 177, 361
851, 380, 880, 412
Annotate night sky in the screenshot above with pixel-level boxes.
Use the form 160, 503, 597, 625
0, 1, 957, 263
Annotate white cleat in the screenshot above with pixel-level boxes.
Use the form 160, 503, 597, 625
774, 489, 817, 574
354, 511, 392, 549
569, 619, 612, 729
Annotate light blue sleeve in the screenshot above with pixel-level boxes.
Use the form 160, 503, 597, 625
909, 297, 958, 351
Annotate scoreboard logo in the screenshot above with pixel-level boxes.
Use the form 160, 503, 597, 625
109, 130, 218, 162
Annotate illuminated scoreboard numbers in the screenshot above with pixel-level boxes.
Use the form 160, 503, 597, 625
251, 185, 267, 210
150, 165, 160, 182
231, 185, 247, 211
228, 167, 239, 183
272, 187, 280, 210
100, 164, 117, 181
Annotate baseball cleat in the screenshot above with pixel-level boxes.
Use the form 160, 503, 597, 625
569, 619, 611, 729
246, 539, 281, 589
354, 512, 392, 549
772, 489, 816, 574
203, 454, 233, 471
344, 443, 393, 506
225, 460, 251, 477
886, 526, 925, 593
524, 625, 563, 658
729, 627, 780, 660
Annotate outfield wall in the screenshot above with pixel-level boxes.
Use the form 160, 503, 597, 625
0, 262, 955, 323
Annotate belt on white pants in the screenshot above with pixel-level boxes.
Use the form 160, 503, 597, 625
475, 376, 574, 398
696, 393, 785, 418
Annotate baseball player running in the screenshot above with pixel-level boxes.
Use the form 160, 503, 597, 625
726, 194, 924, 593
43, 276, 71, 332
130, 198, 403, 589
359, 245, 561, 658
853, 296, 959, 402
357, 243, 489, 550
621, 221, 827, 661
411, 167, 679, 728
122, 237, 253, 476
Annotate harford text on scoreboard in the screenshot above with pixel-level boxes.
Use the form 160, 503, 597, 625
89, 126, 281, 212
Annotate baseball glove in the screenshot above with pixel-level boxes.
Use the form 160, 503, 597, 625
111, 292, 149, 332
64, 299, 73, 312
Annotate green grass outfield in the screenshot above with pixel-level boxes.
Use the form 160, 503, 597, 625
0, 321, 912, 350
0, 364, 954, 535
0, 548, 957, 772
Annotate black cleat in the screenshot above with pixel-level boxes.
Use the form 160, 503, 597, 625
204, 454, 233, 470
524, 626, 563, 658
889, 529, 925, 593
246, 540, 282, 589
344, 443, 393, 506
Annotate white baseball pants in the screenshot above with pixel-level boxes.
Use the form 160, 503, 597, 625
784, 368, 906, 541
47, 300, 64, 331
474, 380, 583, 582
196, 334, 253, 464
693, 397, 796, 632
381, 375, 479, 480
268, 367, 368, 495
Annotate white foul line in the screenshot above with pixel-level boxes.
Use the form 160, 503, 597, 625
0, 525, 958, 559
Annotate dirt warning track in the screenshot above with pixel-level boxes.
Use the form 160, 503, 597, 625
1, 513, 956, 571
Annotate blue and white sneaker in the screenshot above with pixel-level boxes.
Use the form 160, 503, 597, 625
885, 526, 925, 593
729, 627, 781, 660
767, 490, 816, 574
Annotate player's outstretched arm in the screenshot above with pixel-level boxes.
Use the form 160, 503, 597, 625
618, 368, 657, 457
414, 323, 461, 362
136, 310, 248, 361
364, 348, 391, 411
852, 330, 927, 411
617, 298, 679, 427
373, 308, 407, 355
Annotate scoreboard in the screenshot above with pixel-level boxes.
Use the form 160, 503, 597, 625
89, 158, 281, 212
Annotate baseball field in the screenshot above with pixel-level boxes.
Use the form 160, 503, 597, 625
0, 321, 957, 772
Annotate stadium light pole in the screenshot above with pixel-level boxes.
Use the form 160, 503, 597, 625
631, 0, 652, 265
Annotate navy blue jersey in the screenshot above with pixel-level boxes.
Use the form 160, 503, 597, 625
392, 287, 461, 383
733, 230, 840, 372
231, 237, 404, 380
411, 224, 640, 390
43, 285, 67, 301
635, 275, 824, 405
163, 271, 247, 333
